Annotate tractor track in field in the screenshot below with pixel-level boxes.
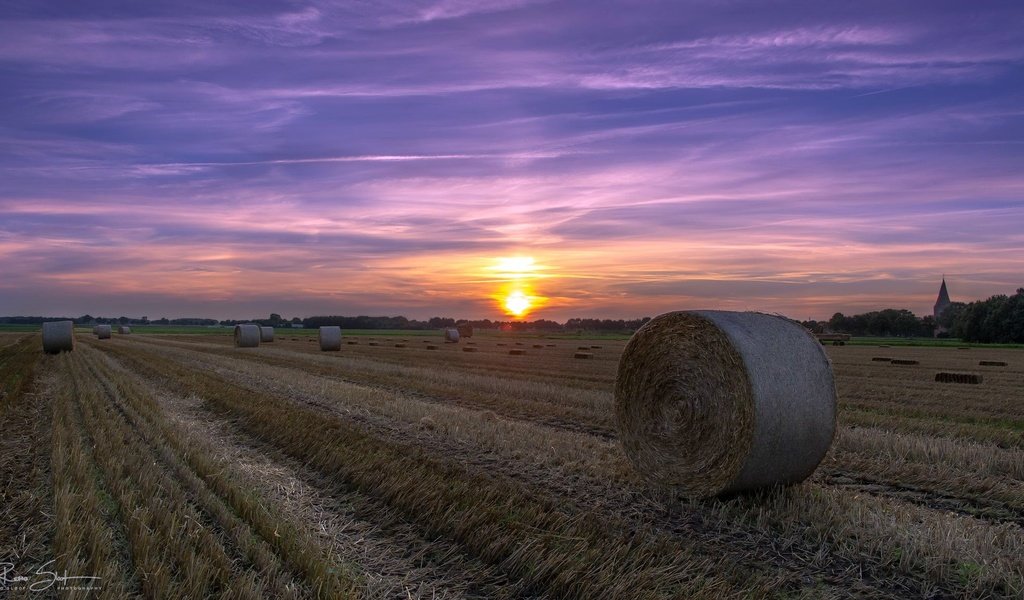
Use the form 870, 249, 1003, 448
129, 336, 620, 439
125, 336, 1024, 530
85, 344, 535, 600
100, 339, 947, 600
821, 470, 1024, 528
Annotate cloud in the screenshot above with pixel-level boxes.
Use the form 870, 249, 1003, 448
0, 1, 1022, 319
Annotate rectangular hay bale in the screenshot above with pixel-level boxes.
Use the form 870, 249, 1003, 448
935, 372, 982, 384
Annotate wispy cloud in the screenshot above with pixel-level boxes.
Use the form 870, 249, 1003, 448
0, 1, 1022, 319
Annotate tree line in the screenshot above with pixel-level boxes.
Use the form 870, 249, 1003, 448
5, 289, 1023, 342
939, 288, 1024, 343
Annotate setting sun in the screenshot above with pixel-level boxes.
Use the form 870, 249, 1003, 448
503, 290, 532, 317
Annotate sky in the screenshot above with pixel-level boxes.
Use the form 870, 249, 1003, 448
1, 0, 1022, 321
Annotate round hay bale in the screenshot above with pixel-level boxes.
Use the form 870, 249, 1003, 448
444, 328, 460, 343
591, 345, 603, 349
532, 344, 544, 349
260, 326, 275, 343
871, 357, 892, 362
118, 326, 132, 335
368, 341, 379, 347
234, 324, 261, 348
42, 321, 75, 354
979, 360, 1007, 367
346, 341, 358, 345
426, 345, 439, 350
95, 325, 112, 340
546, 343, 556, 347
509, 349, 525, 355
462, 346, 478, 353
957, 346, 970, 350
891, 359, 918, 366
319, 326, 342, 351
496, 343, 506, 347
395, 343, 407, 348
578, 346, 590, 350
574, 352, 593, 359
614, 310, 836, 498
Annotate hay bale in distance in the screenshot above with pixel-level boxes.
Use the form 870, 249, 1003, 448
496, 343, 506, 347
871, 357, 892, 362
234, 324, 261, 348
957, 347, 970, 350
979, 360, 1007, 367
259, 326, 274, 343
319, 326, 342, 351
444, 328, 460, 343
42, 321, 75, 354
591, 345, 603, 349
891, 359, 919, 365
532, 344, 544, 349
546, 343, 556, 347
462, 346, 478, 353
509, 349, 526, 355
368, 341, 379, 347
574, 352, 593, 359
346, 341, 358, 345
95, 325, 112, 340
118, 326, 132, 335
615, 310, 837, 498
395, 343, 407, 348
935, 372, 982, 384
426, 345, 438, 350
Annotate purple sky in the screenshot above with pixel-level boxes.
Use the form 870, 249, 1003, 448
1, 0, 1022, 320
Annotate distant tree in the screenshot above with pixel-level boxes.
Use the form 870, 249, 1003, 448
951, 289, 1024, 343
269, 313, 283, 325
79, 314, 94, 323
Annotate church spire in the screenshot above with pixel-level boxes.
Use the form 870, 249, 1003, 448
935, 278, 951, 309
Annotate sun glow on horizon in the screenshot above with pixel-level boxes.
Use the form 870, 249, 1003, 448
488, 255, 548, 318
503, 289, 532, 317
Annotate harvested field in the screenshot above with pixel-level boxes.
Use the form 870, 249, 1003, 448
1, 333, 1022, 598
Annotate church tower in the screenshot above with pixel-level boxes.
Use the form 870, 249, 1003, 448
933, 278, 952, 336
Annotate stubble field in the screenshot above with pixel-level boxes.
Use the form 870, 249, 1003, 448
1, 329, 1022, 598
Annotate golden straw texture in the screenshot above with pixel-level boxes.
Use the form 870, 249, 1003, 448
615, 311, 836, 498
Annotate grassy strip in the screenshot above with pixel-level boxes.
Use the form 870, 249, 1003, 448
0, 338, 56, 599
79, 345, 360, 598
50, 356, 139, 598
64, 352, 228, 597
0, 337, 38, 412
102, 341, 777, 599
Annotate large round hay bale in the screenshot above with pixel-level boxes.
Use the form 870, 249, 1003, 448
42, 321, 75, 354
444, 328, 460, 343
234, 324, 261, 348
118, 326, 132, 335
319, 326, 342, 351
614, 310, 837, 498
260, 326, 275, 343
95, 325, 112, 340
